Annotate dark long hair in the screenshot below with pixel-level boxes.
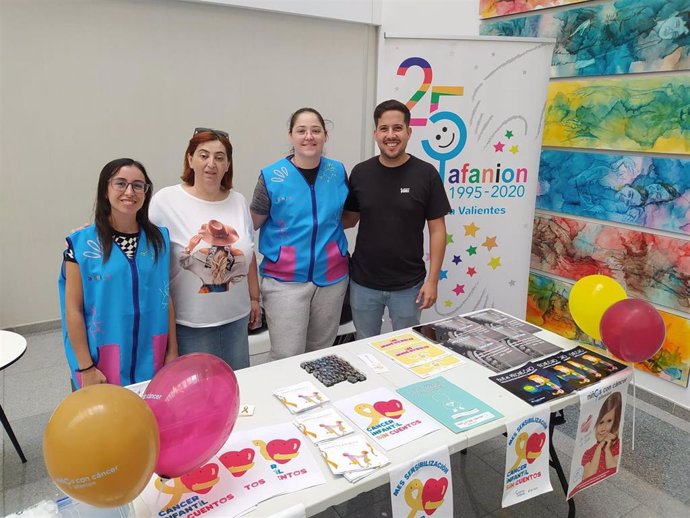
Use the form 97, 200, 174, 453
95, 158, 165, 262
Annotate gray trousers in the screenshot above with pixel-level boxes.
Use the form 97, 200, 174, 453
262, 276, 349, 361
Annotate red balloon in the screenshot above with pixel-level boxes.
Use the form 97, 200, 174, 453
599, 299, 665, 363
143, 353, 240, 478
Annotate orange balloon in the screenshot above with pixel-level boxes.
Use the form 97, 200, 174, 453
43, 384, 159, 507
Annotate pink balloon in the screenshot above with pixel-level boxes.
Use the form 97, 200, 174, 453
599, 299, 666, 363
143, 353, 239, 478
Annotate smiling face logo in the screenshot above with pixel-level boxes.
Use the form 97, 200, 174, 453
421, 111, 467, 182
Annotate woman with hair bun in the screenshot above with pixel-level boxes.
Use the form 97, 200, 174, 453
251, 108, 349, 361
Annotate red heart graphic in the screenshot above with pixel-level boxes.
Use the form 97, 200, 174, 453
266, 438, 301, 464
422, 477, 448, 515
373, 399, 404, 418
219, 448, 256, 477
525, 432, 546, 463
180, 463, 219, 494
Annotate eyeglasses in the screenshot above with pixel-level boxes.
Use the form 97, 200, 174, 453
194, 127, 229, 140
109, 178, 150, 193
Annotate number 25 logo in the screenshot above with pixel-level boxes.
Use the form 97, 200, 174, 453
397, 57, 467, 181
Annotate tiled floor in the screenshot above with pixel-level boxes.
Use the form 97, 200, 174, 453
2, 329, 689, 517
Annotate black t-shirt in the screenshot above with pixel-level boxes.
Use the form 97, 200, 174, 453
345, 155, 450, 290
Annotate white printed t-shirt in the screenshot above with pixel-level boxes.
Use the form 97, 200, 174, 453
150, 184, 254, 327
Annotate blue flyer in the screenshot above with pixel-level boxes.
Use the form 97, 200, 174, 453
397, 376, 503, 433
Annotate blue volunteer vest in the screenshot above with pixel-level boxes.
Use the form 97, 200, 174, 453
58, 225, 170, 387
259, 157, 349, 286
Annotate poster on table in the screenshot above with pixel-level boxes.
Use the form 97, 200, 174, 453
369, 332, 466, 378
533, 347, 627, 393
413, 312, 560, 372
139, 423, 325, 517
567, 369, 632, 499
397, 376, 502, 433
380, 36, 554, 319
389, 446, 453, 518
490, 362, 569, 406
333, 387, 441, 450
369, 331, 460, 372
502, 408, 552, 507
490, 347, 628, 405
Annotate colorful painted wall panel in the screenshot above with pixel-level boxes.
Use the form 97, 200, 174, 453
480, 0, 589, 19
481, 0, 690, 77
527, 271, 690, 387
543, 75, 690, 154
537, 150, 690, 235
530, 214, 690, 312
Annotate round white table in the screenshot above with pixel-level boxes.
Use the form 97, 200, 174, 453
0, 329, 28, 462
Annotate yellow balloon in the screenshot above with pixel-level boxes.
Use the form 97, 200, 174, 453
43, 384, 159, 507
569, 275, 627, 340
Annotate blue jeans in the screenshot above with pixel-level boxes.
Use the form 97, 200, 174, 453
176, 316, 250, 370
349, 280, 423, 340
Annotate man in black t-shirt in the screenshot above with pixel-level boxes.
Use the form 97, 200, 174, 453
343, 100, 451, 339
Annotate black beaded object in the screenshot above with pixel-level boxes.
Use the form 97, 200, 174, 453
300, 355, 367, 387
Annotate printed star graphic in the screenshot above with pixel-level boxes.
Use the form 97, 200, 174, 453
446, 233, 454, 245
452, 284, 465, 296
444, 299, 453, 308
466, 245, 477, 256
488, 257, 502, 270
440, 270, 448, 280
509, 280, 516, 287
509, 145, 519, 154
467, 267, 477, 277
482, 236, 498, 251
452, 255, 462, 265
463, 222, 480, 237
505, 130, 514, 139
493, 141, 505, 152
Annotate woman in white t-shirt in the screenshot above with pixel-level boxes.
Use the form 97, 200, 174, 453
150, 128, 260, 369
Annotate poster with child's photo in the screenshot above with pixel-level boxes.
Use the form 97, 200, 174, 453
567, 369, 632, 499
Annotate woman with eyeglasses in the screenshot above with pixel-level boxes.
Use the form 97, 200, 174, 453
251, 108, 349, 360
150, 129, 260, 370
59, 158, 178, 388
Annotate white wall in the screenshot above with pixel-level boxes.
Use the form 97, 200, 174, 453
188, 0, 481, 35
186, 0, 382, 24
381, 0, 480, 36
0, 0, 376, 328
1, 0, 482, 329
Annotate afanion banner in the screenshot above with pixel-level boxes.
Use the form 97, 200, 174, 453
379, 36, 554, 319
502, 408, 553, 507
